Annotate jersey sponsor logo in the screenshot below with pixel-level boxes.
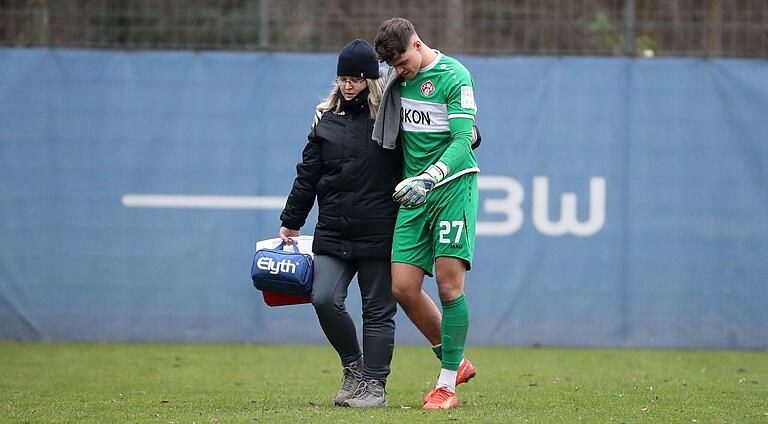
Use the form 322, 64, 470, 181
461, 86, 476, 110
402, 107, 432, 126
400, 98, 449, 132
421, 80, 435, 97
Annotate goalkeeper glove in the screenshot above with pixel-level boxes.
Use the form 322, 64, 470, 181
392, 162, 448, 208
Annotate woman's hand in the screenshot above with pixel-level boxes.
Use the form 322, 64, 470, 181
279, 226, 300, 244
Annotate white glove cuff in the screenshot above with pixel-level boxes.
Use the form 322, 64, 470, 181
425, 161, 449, 183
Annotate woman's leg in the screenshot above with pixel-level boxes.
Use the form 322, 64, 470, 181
356, 257, 397, 382
311, 255, 360, 364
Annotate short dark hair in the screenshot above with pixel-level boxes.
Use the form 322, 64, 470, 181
374, 17, 416, 64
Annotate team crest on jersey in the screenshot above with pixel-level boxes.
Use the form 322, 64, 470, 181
421, 80, 435, 97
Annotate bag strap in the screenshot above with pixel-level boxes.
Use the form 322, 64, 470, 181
276, 240, 301, 253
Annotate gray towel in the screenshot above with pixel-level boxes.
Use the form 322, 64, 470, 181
372, 73, 402, 150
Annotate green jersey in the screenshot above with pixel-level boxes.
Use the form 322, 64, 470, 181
398, 51, 479, 184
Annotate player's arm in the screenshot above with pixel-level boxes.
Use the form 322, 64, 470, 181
438, 116, 474, 172
279, 113, 324, 232
436, 67, 478, 173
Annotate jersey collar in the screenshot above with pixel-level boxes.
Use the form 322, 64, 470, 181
419, 50, 442, 74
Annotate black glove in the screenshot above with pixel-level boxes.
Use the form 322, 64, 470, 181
471, 124, 482, 150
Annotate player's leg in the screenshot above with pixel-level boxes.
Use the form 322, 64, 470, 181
391, 204, 443, 346
424, 268, 470, 410
310, 255, 362, 405
423, 173, 478, 410
391, 262, 442, 346
343, 257, 396, 408
434, 257, 469, 384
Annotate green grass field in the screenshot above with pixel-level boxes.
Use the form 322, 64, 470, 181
1, 342, 765, 423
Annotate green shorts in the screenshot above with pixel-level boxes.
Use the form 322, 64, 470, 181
391, 172, 478, 277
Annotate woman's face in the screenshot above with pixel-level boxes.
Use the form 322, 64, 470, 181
338, 76, 367, 101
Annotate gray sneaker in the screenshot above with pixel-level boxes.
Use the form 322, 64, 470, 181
333, 357, 363, 406
343, 379, 388, 408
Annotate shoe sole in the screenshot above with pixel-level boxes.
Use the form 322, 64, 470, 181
423, 404, 457, 410
334, 395, 354, 406
342, 401, 388, 408
423, 399, 458, 410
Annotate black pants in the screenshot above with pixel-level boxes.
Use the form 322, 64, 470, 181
311, 255, 397, 382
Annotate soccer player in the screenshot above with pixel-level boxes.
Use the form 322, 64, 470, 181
374, 18, 479, 410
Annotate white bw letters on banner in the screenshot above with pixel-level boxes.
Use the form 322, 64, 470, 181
476, 176, 606, 237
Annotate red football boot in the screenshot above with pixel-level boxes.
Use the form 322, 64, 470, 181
423, 358, 477, 404
423, 387, 458, 410
456, 357, 476, 385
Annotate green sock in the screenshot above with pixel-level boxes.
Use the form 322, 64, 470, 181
432, 344, 442, 361
440, 294, 469, 371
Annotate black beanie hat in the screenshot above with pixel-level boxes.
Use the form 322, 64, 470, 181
337, 39, 379, 79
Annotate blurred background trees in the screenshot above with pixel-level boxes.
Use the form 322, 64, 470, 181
1, 0, 765, 57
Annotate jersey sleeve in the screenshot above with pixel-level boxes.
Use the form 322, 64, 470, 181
446, 65, 477, 120
437, 65, 477, 172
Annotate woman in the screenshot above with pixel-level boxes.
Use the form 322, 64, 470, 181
278, 39, 401, 408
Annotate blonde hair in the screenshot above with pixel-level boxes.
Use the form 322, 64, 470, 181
315, 69, 385, 122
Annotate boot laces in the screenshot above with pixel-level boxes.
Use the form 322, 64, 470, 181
341, 365, 362, 392
352, 379, 385, 399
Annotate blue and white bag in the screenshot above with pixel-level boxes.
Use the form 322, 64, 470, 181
251, 241, 314, 296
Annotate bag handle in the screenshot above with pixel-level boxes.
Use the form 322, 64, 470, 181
276, 240, 300, 253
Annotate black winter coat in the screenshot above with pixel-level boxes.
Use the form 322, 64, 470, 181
280, 99, 403, 259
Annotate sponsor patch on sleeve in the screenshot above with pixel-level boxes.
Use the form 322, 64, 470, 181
460, 86, 476, 110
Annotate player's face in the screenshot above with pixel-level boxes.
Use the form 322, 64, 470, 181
390, 42, 422, 80
337, 76, 367, 101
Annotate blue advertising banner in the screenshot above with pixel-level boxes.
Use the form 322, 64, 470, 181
1, 48, 766, 348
